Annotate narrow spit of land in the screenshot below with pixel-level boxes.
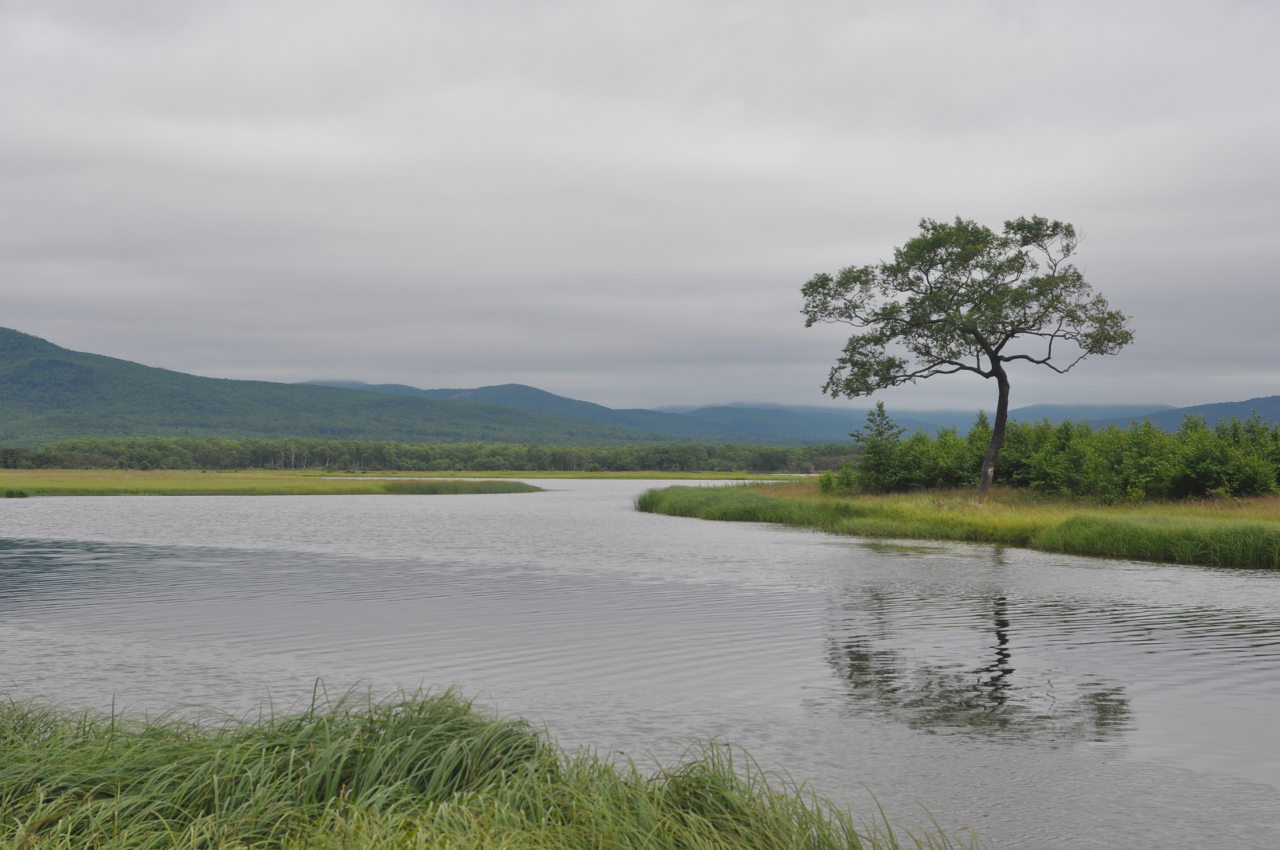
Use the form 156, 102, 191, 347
0, 469, 790, 497
637, 482, 1280, 569
0, 690, 978, 850
0, 469, 542, 496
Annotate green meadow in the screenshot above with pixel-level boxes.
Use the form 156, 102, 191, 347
636, 482, 1280, 569
0, 690, 976, 850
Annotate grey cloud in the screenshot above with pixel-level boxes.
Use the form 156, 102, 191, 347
2, 0, 1278, 410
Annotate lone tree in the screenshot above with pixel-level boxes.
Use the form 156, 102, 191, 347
802, 216, 1134, 496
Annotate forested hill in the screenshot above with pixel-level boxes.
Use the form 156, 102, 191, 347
0, 329, 664, 447
3, 328, 1271, 449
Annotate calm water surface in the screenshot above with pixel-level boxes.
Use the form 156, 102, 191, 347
2, 480, 1278, 849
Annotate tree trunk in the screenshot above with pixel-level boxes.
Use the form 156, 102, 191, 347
978, 369, 1011, 497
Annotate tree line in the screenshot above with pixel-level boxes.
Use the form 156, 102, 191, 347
828, 403, 1280, 500
0, 437, 858, 474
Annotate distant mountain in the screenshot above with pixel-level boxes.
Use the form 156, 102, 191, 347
1093, 396, 1280, 430
1008, 403, 1175, 425
0, 329, 664, 447
304, 381, 733, 440
309, 384, 935, 442
313, 381, 1191, 442
672, 399, 1262, 438
654, 401, 1178, 438
677, 405, 945, 441
5, 327, 1271, 449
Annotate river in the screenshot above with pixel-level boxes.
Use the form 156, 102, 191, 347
2, 479, 1278, 848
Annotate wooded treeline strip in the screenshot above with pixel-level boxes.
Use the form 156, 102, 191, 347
0, 437, 858, 473
839, 413, 1280, 501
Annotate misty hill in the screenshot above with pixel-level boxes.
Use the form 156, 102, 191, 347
311, 382, 925, 442
315, 385, 1177, 442
653, 402, 1178, 436
1007, 403, 1175, 425
672, 402, 1180, 438
306, 381, 729, 440
0, 329, 665, 447
677, 404, 942, 441
1093, 396, 1280, 430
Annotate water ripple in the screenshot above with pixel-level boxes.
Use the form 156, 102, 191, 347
2, 483, 1279, 850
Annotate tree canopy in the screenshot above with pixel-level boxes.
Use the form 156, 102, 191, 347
802, 216, 1134, 495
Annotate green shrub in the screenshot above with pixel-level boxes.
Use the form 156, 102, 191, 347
832, 408, 1280, 501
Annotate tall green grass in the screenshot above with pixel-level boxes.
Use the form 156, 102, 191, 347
0, 689, 978, 850
635, 485, 823, 525
637, 485, 1280, 569
1033, 515, 1280, 568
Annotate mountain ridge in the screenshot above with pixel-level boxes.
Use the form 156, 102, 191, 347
3, 328, 1275, 448
0, 328, 667, 447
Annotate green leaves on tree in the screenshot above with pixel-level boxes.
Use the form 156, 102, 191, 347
802, 216, 1134, 495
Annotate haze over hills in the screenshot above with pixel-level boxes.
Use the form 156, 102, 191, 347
1092, 396, 1280, 431
306, 381, 946, 440
305, 381, 731, 440
2, 328, 1276, 448
652, 402, 1182, 434
313, 381, 1190, 440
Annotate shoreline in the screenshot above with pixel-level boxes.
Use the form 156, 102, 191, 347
0, 468, 788, 497
0, 469, 543, 496
636, 482, 1280, 569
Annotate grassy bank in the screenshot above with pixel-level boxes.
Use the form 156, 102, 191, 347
0, 469, 791, 497
355, 470, 796, 480
0, 690, 975, 850
0, 469, 542, 497
636, 483, 1280, 569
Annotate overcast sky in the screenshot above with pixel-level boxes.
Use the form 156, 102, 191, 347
3, 0, 1277, 411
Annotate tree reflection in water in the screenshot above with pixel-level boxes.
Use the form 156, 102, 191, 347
827, 569, 1132, 742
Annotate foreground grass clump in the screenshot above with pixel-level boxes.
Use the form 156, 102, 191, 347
0, 691, 975, 850
0, 469, 541, 496
637, 483, 1280, 569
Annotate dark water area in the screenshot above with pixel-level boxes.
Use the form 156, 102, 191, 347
2, 480, 1278, 848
